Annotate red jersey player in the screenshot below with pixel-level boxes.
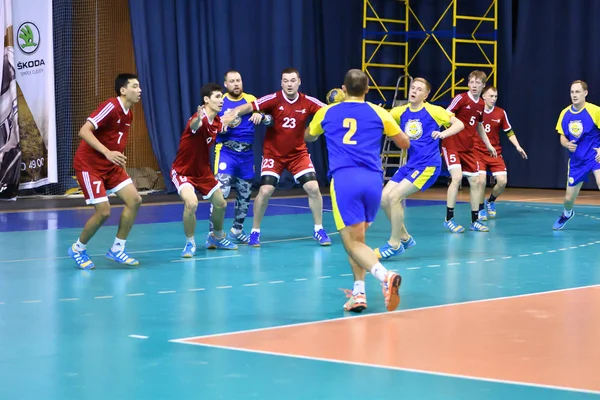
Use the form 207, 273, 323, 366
476, 85, 528, 219
171, 83, 239, 257
229, 68, 331, 247
68, 73, 143, 270
441, 70, 497, 233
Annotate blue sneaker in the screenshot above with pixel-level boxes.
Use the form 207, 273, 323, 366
68, 245, 95, 270
248, 231, 261, 247
181, 241, 196, 258
553, 211, 574, 230
478, 208, 488, 221
205, 233, 238, 250
444, 218, 465, 233
401, 236, 416, 250
470, 220, 489, 232
374, 242, 405, 260
314, 228, 331, 246
485, 199, 496, 218
105, 249, 139, 266
227, 230, 251, 245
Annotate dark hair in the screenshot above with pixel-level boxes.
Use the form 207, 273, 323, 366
115, 73, 138, 96
343, 69, 368, 96
482, 85, 498, 95
201, 83, 223, 104
224, 70, 241, 81
281, 68, 300, 79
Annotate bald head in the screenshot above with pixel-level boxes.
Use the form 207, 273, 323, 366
343, 69, 369, 97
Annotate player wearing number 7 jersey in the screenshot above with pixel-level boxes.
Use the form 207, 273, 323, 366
306, 69, 410, 313
68, 74, 143, 270
229, 68, 331, 247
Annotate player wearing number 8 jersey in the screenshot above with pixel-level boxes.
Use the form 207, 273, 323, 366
229, 68, 331, 247
68, 74, 143, 270
476, 86, 528, 219
307, 69, 410, 313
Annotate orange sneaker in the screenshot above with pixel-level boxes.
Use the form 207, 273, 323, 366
381, 271, 402, 311
341, 289, 367, 313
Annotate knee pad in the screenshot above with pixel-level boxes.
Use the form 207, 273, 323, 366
260, 175, 279, 187
297, 172, 317, 186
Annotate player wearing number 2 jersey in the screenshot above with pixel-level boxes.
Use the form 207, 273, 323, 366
229, 68, 331, 247
476, 85, 528, 219
307, 69, 409, 313
442, 70, 497, 234
68, 74, 143, 270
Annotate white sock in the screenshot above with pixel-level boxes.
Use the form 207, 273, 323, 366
353, 280, 365, 296
111, 238, 126, 253
186, 237, 196, 246
370, 263, 389, 283
74, 239, 86, 251
251, 228, 260, 233
231, 228, 242, 235
314, 224, 323, 232
564, 209, 573, 217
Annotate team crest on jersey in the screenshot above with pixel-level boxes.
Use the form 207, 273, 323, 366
404, 119, 423, 140
568, 120, 583, 138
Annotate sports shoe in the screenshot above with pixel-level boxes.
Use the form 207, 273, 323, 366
444, 218, 465, 233
553, 211, 574, 230
68, 245, 95, 270
478, 208, 488, 221
381, 271, 402, 311
485, 199, 496, 218
205, 233, 238, 250
314, 228, 331, 246
470, 220, 489, 232
181, 241, 196, 258
248, 231, 261, 247
341, 289, 367, 313
374, 242, 405, 260
227, 230, 251, 245
105, 249, 139, 266
401, 236, 416, 250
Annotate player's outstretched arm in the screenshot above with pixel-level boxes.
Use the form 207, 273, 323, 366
390, 131, 410, 150
230, 103, 254, 118
78, 121, 126, 167
304, 126, 319, 142
432, 116, 464, 140
190, 105, 204, 132
507, 132, 528, 159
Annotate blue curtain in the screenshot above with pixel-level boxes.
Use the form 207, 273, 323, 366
128, 0, 362, 192
501, 0, 600, 189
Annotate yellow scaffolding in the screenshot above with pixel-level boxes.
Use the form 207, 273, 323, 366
362, 0, 498, 104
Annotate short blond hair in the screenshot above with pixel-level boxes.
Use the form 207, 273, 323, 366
571, 80, 588, 91
468, 70, 487, 84
412, 77, 431, 93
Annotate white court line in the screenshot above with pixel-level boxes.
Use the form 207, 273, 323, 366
170, 284, 600, 396
129, 335, 149, 340
171, 255, 242, 263
270, 204, 333, 213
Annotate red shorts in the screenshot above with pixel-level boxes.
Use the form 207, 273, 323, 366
442, 147, 479, 176
475, 149, 507, 175
171, 169, 221, 199
75, 165, 133, 205
260, 150, 315, 182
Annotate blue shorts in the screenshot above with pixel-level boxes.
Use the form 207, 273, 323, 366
214, 144, 254, 180
568, 158, 600, 187
330, 168, 383, 231
391, 163, 440, 191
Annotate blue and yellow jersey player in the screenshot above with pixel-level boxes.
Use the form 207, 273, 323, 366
210, 70, 271, 244
553, 80, 600, 230
374, 78, 465, 260
305, 69, 410, 313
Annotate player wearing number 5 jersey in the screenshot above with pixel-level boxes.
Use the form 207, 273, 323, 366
229, 68, 331, 247
476, 86, 528, 219
442, 70, 497, 234
307, 69, 410, 313
68, 74, 143, 270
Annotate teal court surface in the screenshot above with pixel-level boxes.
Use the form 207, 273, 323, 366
1, 192, 599, 400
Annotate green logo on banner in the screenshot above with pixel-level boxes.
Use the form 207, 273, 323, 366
17, 22, 40, 55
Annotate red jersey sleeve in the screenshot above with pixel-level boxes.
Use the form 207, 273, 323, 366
87, 99, 116, 131
446, 94, 464, 114
501, 109, 512, 131
252, 93, 279, 113
304, 95, 326, 114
